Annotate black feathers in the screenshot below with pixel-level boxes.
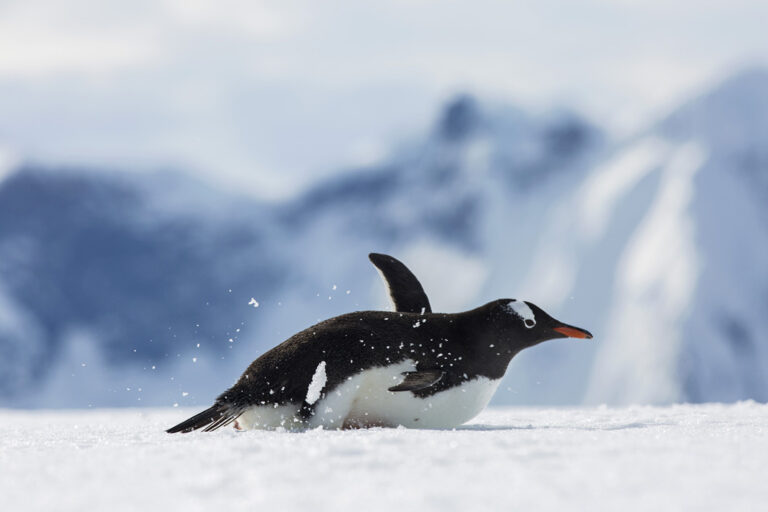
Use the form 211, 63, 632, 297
369, 253, 432, 314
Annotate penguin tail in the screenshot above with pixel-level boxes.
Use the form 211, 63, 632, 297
166, 403, 242, 434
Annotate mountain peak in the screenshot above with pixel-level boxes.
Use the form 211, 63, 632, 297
660, 66, 768, 147
714, 67, 768, 95
436, 94, 481, 142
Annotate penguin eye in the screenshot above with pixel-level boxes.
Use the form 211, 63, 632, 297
524, 319, 535, 328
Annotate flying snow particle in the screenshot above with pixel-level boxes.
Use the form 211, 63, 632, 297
305, 361, 327, 405
248, 298, 260, 308
182, 392, 189, 397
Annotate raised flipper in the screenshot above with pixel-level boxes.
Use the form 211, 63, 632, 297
388, 370, 445, 392
369, 253, 432, 314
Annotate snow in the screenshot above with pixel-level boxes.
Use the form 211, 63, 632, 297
579, 137, 668, 240
2, 403, 766, 511
0, 144, 19, 184
586, 142, 706, 404
305, 361, 327, 405
503, 71, 768, 406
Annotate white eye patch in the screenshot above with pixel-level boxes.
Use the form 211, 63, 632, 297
505, 300, 536, 328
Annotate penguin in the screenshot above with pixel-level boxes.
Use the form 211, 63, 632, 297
167, 253, 592, 433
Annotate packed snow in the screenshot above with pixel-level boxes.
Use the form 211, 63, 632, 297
2, 403, 766, 512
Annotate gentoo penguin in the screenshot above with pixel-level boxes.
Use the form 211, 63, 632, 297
167, 253, 592, 433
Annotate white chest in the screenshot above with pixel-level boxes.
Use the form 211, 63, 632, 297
320, 360, 501, 429
236, 360, 501, 430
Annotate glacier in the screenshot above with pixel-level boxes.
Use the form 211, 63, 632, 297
0, 69, 767, 408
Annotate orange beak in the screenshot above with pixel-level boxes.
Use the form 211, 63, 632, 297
553, 326, 593, 339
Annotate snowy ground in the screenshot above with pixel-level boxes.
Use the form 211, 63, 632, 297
2, 403, 767, 511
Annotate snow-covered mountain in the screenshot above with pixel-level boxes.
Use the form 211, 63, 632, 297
586, 69, 768, 404
514, 68, 768, 405
1, 69, 766, 408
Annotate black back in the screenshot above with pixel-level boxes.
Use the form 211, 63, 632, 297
215, 303, 513, 412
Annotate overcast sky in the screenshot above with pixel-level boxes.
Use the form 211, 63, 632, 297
1, 0, 767, 197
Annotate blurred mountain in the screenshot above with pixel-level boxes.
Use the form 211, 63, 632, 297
584, 68, 768, 403
0, 169, 290, 405
515, 68, 768, 404
1, 68, 766, 408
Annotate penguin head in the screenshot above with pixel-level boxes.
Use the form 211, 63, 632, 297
492, 299, 592, 349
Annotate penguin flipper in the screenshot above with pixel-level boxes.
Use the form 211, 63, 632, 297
369, 253, 432, 314
166, 403, 242, 433
388, 370, 444, 392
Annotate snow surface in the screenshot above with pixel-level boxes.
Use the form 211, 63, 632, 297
2, 403, 766, 512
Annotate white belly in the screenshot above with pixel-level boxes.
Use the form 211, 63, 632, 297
234, 403, 302, 430
235, 360, 500, 430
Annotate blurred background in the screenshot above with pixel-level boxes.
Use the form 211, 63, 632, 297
1, 0, 767, 409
